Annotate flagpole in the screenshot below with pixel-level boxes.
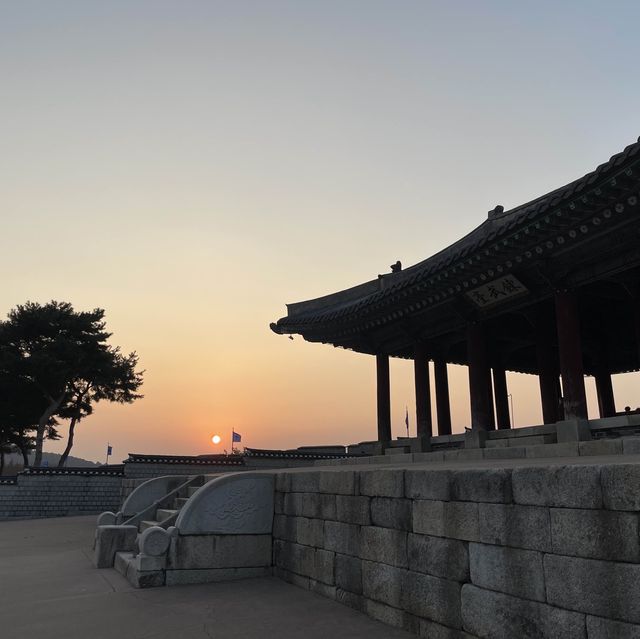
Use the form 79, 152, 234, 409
105, 442, 109, 465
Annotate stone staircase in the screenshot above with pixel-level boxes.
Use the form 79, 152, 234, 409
96, 471, 275, 588
113, 479, 204, 586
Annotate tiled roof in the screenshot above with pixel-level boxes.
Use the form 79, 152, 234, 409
272, 137, 640, 333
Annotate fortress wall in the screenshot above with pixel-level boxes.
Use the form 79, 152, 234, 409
0, 473, 122, 520
272, 463, 640, 639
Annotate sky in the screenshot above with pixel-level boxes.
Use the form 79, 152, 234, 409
1, 1, 640, 462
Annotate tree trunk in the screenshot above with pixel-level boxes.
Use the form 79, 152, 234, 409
33, 392, 65, 467
19, 445, 29, 468
58, 417, 78, 467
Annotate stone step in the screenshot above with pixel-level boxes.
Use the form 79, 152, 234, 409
140, 520, 160, 532
174, 497, 189, 509
114, 551, 135, 577
187, 485, 200, 498
385, 446, 410, 455
155, 508, 178, 522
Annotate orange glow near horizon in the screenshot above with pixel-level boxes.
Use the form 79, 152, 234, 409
3, 3, 640, 463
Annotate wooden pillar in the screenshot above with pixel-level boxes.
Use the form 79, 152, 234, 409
595, 370, 616, 418
536, 327, 560, 424
555, 290, 588, 420
467, 322, 492, 430
413, 344, 433, 438
434, 358, 452, 436
493, 367, 511, 429
376, 354, 392, 443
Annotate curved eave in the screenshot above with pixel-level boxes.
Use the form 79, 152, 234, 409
271, 137, 640, 338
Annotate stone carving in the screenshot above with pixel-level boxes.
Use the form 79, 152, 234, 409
97, 511, 117, 526
175, 473, 274, 535
139, 526, 171, 557
121, 475, 190, 517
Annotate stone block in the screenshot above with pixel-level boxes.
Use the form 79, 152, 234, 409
545, 554, 640, 623
94, 525, 138, 568
296, 517, 324, 548
402, 570, 462, 629
483, 447, 527, 460
413, 500, 479, 541
512, 465, 602, 508
335, 495, 371, 525
622, 437, 640, 456
283, 492, 305, 517
169, 534, 272, 570
446, 502, 480, 541
358, 469, 404, 498
413, 451, 445, 463
335, 553, 362, 594
165, 566, 269, 585
550, 507, 639, 561
485, 437, 510, 448
579, 439, 622, 456
310, 579, 337, 599
274, 492, 284, 514
275, 473, 291, 492
451, 468, 512, 503
409, 436, 432, 453
370, 497, 412, 530
465, 429, 487, 449
364, 599, 405, 630
413, 500, 445, 536
461, 584, 586, 639
362, 560, 406, 607
273, 514, 292, 541
318, 471, 356, 495
275, 566, 310, 590
312, 548, 335, 585
273, 540, 315, 576
405, 469, 452, 501
557, 419, 591, 442
456, 449, 484, 461
336, 588, 363, 611
478, 503, 551, 552
290, 472, 320, 493
408, 533, 468, 581
360, 526, 408, 568
324, 520, 360, 557
602, 464, 640, 511
469, 543, 545, 602
586, 616, 640, 638
526, 442, 580, 458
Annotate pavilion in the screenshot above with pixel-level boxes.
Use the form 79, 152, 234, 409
271, 137, 640, 446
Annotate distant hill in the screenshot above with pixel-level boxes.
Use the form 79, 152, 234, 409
1, 451, 100, 475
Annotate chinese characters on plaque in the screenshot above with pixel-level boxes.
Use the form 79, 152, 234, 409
465, 275, 528, 308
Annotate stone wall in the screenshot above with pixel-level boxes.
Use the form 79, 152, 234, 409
0, 473, 122, 520
272, 464, 640, 638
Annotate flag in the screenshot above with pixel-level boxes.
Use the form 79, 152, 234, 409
107, 445, 112, 457
232, 431, 242, 443
405, 406, 409, 435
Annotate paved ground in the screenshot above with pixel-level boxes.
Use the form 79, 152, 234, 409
0, 515, 412, 639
